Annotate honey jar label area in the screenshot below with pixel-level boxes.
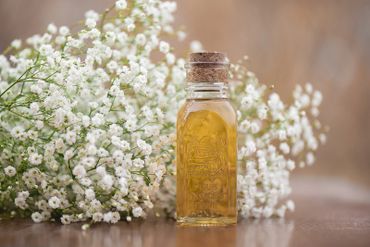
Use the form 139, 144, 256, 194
185, 134, 229, 213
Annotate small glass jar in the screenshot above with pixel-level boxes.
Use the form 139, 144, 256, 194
176, 52, 237, 226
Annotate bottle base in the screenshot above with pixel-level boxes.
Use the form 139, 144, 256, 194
176, 216, 237, 227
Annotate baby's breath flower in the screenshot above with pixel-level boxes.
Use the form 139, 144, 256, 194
59, 26, 70, 36
132, 206, 143, 217
177, 31, 186, 41
47, 23, 57, 34
48, 196, 61, 209
28, 153, 43, 165
72, 165, 86, 178
4, 166, 16, 177
31, 212, 43, 223
306, 152, 315, 166
159, 41, 170, 54
61, 215, 72, 224
11, 39, 22, 49
190, 40, 203, 52
0, 0, 325, 225
85, 18, 96, 29
115, 0, 127, 10
286, 200, 295, 211
103, 212, 113, 223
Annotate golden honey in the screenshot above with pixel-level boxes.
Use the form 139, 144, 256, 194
176, 52, 237, 226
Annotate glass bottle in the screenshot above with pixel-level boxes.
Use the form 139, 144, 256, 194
176, 52, 237, 226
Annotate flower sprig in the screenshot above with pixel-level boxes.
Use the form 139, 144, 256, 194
1, 0, 180, 224
0, 0, 326, 225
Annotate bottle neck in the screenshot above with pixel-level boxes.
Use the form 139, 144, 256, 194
186, 82, 229, 100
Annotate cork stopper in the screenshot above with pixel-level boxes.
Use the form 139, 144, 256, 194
186, 52, 229, 82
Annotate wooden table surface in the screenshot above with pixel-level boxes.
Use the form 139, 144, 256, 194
1, 177, 369, 247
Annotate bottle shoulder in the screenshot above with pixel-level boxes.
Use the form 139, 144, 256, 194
177, 99, 237, 126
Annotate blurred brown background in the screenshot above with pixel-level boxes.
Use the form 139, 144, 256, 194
0, 0, 369, 187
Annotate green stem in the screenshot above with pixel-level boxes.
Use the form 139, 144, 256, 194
0, 67, 35, 98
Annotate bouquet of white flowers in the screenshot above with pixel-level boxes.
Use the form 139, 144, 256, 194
0, 0, 325, 225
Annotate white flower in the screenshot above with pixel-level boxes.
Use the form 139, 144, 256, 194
279, 142, 290, 154
97, 148, 109, 157
133, 158, 144, 168
4, 166, 16, 177
15, 197, 27, 209
312, 91, 323, 107
190, 40, 203, 52
93, 212, 103, 222
103, 212, 113, 223
124, 17, 135, 31
132, 206, 143, 217
31, 212, 43, 223
30, 84, 42, 94
268, 93, 284, 111
245, 140, 256, 155
115, 0, 127, 10
135, 33, 146, 46
166, 53, 175, 65
60, 215, 72, 224
311, 107, 319, 117
47, 23, 57, 34
48, 196, 61, 209
111, 212, 120, 223
306, 152, 315, 166
11, 39, 22, 49
64, 149, 74, 161
85, 18, 96, 29
72, 165, 86, 178
250, 121, 260, 134
87, 145, 97, 155
28, 153, 43, 165
159, 41, 170, 54
111, 136, 130, 150
177, 31, 186, 41
101, 174, 114, 190
85, 188, 95, 200
286, 200, 295, 211
59, 26, 70, 36
319, 133, 327, 144
10, 126, 24, 138
277, 129, 287, 140
91, 113, 105, 126
286, 160, 295, 170
137, 139, 152, 156
85, 10, 99, 21
81, 116, 90, 127
257, 106, 267, 119
292, 140, 304, 155
241, 96, 253, 109
107, 61, 118, 73
65, 131, 77, 145
96, 166, 106, 176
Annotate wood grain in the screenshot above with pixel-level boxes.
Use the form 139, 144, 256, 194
0, 177, 369, 247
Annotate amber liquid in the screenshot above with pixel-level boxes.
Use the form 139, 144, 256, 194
176, 98, 237, 226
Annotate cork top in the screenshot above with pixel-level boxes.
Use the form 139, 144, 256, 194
188, 52, 229, 65
186, 52, 229, 82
